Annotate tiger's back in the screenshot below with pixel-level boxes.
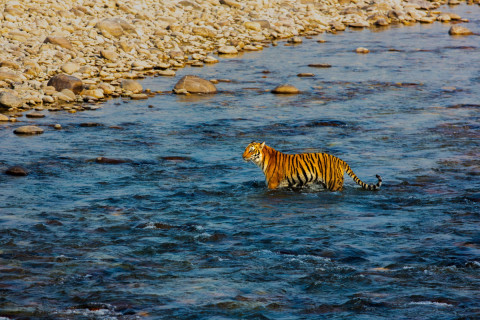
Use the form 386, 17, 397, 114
243, 142, 382, 191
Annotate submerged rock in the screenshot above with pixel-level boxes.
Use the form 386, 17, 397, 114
173, 75, 217, 94
5, 166, 28, 176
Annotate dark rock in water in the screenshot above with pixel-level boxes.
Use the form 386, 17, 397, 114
79, 122, 103, 127
5, 166, 28, 176
173, 75, 217, 94
94, 157, 130, 164
47, 73, 83, 94
161, 156, 192, 161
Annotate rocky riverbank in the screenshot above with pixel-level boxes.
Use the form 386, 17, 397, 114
0, 0, 475, 120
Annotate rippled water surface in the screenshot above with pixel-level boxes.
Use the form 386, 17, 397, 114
1, 5, 480, 319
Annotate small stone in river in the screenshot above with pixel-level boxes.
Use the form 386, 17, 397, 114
308, 63, 332, 68
5, 166, 28, 176
130, 93, 148, 100
356, 47, 370, 54
297, 73, 315, 77
288, 36, 303, 43
47, 74, 83, 94
157, 69, 176, 76
218, 46, 238, 54
272, 84, 300, 94
26, 111, 45, 118
173, 75, 217, 94
54, 124, 62, 130
0, 91, 23, 109
204, 56, 218, 64
43, 36, 73, 50
448, 25, 474, 35
14, 125, 44, 135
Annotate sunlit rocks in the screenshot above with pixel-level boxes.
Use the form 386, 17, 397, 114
218, 46, 238, 54
448, 25, 474, 36
100, 50, 118, 61
173, 75, 217, 94
43, 36, 73, 50
61, 62, 80, 74
0, 91, 23, 109
0, 114, 9, 121
47, 74, 83, 94
14, 125, 44, 135
121, 79, 143, 93
356, 47, 370, 54
95, 18, 136, 37
5, 166, 28, 176
0, 69, 22, 82
271, 84, 300, 94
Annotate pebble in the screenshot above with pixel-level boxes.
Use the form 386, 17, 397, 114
308, 63, 332, 68
61, 62, 80, 74
297, 73, 315, 77
43, 36, 73, 50
271, 84, 300, 94
174, 75, 217, 94
54, 124, 62, 130
14, 125, 44, 135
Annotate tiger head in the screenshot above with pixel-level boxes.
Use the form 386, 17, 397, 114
243, 141, 265, 166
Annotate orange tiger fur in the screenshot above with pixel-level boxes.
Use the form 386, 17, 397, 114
243, 142, 382, 191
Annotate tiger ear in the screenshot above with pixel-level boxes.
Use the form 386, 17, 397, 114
260, 141, 265, 149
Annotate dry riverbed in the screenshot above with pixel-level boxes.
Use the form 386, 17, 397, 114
0, 0, 476, 122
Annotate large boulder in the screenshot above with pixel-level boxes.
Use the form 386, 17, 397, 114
173, 75, 217, 94
47, 74, 83, 94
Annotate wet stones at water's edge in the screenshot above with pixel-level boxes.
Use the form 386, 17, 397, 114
0, 0, 475, 119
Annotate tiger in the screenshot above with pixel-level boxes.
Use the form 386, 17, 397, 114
242, 141, 382, 191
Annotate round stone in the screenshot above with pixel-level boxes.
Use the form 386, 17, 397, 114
14, 125, 44, 135
121, 79, 143, 93
356, 47, 370, 54
174, 75, 217, 94
26, 111, 45, 118
47, 74, 84, 94
448, 25, 474, 35
218, 46, 238, 54
272, 84, 300, 94
61, 62, 80, 74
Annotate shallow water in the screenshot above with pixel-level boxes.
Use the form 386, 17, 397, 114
1, 5, 480, 319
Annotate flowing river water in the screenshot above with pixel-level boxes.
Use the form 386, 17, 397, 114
1, 5, 480, 319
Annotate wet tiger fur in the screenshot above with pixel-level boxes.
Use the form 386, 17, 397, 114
243, 142, 382, 191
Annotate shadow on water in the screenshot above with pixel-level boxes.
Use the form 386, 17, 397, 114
1, 4, 480, 319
